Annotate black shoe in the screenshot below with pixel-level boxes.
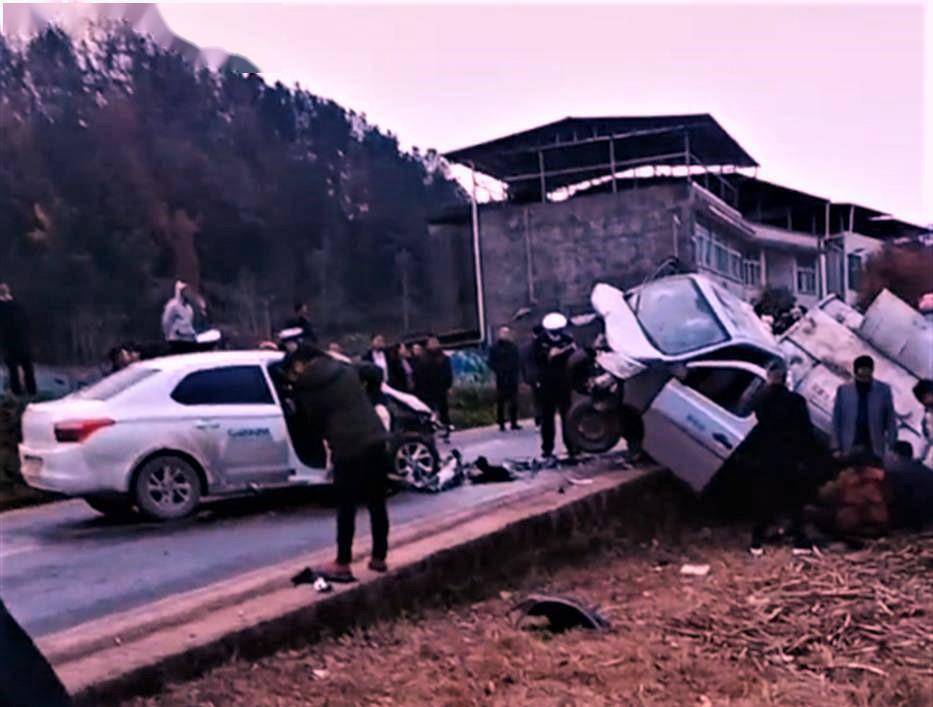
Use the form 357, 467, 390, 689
511, 424, 522, 431
499, 425, 507, 433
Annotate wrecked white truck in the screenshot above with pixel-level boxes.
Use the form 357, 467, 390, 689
565, 274, 929, 492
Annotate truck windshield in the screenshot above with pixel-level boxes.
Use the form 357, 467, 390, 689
628, 278, 728, 355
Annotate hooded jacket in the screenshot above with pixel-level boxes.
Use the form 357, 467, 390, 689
293, 356, 388, 465
161, 282, 196, 343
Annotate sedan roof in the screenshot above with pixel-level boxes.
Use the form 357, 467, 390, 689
144, 349, 285, 372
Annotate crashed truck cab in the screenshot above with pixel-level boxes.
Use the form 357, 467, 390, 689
567, 274, 783, 492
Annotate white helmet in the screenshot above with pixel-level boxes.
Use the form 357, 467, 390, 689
542, 312, 568, 331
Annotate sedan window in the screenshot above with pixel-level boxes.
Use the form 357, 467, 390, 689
683, 367, 764, 418
72, 367, 157, 401
628, 279, 728, 355
172, 366, 274, 406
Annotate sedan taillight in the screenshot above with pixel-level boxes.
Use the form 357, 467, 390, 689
54, 419, 115, 443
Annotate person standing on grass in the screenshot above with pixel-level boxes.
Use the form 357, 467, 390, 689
831, 355, 897, 464
414, 335, 454, 439
0, 283, 37, 398
747, 359, 817, 556
488, 326, 522, 432
534, 313, 578, 461
287, 345, 390, 582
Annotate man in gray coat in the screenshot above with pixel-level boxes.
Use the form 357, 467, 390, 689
831, 355, 898, 463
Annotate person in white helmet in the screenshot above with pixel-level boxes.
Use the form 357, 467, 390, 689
533, 312, 578, 460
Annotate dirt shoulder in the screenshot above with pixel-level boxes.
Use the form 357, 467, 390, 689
123, 513, 932, 707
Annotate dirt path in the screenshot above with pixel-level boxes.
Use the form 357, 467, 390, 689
124, 525, 933, 707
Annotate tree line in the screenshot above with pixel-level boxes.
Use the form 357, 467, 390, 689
0, 25, 467, 363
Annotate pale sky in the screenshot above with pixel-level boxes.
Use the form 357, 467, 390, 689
67, 3, 933, 223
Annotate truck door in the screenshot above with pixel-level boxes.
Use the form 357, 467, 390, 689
642, 361, 765, 492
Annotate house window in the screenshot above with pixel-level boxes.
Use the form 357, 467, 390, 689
743, 257, 762, 286
693, 222, 745, 283
847, 253, 862, 292
796, 256, 818, 295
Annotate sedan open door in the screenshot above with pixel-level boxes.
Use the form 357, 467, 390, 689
642, 361, 766, 492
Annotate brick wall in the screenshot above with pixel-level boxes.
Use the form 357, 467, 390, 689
432, 183, 696, 335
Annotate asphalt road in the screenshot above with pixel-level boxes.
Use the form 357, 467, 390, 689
0, 424, 560, 638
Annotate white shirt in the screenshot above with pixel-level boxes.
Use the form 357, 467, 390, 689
371, 350, 388, 375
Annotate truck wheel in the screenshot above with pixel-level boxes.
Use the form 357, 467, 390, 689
133, 455, 201, 521
83, 495, 137, 519
565, 398, 622, 454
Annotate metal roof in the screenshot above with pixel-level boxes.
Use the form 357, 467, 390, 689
444, 115, 758, 200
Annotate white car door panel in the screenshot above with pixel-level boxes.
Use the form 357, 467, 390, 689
187, 406, 290, 486
643, 362, 763, 492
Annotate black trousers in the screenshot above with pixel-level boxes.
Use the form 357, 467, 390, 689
168, 340, 199, 355
334, 445, 390, 565
425, 393, 451, 427
496, 385, 519, 428
750, 459, 809, 547
540, 386, 574, 457
4, 355, 36, 397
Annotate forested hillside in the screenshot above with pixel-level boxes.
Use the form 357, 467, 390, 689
0, 25, 467, 362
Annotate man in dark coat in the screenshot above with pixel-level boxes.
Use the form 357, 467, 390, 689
520, 325, 544, 427
748, 359, 817, 555
284, 301, 318, 345
289, 345, 390, 582
488, 326, 522, 432
534, 314, 578, 460
0, 283, 37, 397
414, 336, 453, 438
885, 441, 933, 530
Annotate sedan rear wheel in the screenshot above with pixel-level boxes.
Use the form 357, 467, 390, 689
133, 455, 201, 521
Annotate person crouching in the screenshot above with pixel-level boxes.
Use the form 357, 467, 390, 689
287, 345, 390, 582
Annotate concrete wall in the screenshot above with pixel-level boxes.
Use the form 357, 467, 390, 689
458, 183, 695, 334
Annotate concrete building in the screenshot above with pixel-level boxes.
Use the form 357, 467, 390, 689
434, 115, 927, 337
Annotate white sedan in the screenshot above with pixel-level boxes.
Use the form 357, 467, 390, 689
19, 350, 436, 520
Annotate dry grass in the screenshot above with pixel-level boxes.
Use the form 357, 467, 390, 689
123, 524, 933, 707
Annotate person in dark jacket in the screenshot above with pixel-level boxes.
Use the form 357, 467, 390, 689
520, 325, 544, 427
0, 596, 73, 707
885, 441, 933, 529
288, 345, 390, 582
534, 314, 578, 459
0, 283, 37, 397
385, 343, 414, 393
284, 301, 318, 345
488, 326, 522, 432
747, 359, 817, 555
414, 336, 453, 438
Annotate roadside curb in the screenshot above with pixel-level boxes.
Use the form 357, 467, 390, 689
55, 463, 667, 706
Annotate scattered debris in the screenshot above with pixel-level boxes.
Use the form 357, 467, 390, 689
510, 594, 610, 633
679, 564, 711, 577
667, 532, 933, 681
